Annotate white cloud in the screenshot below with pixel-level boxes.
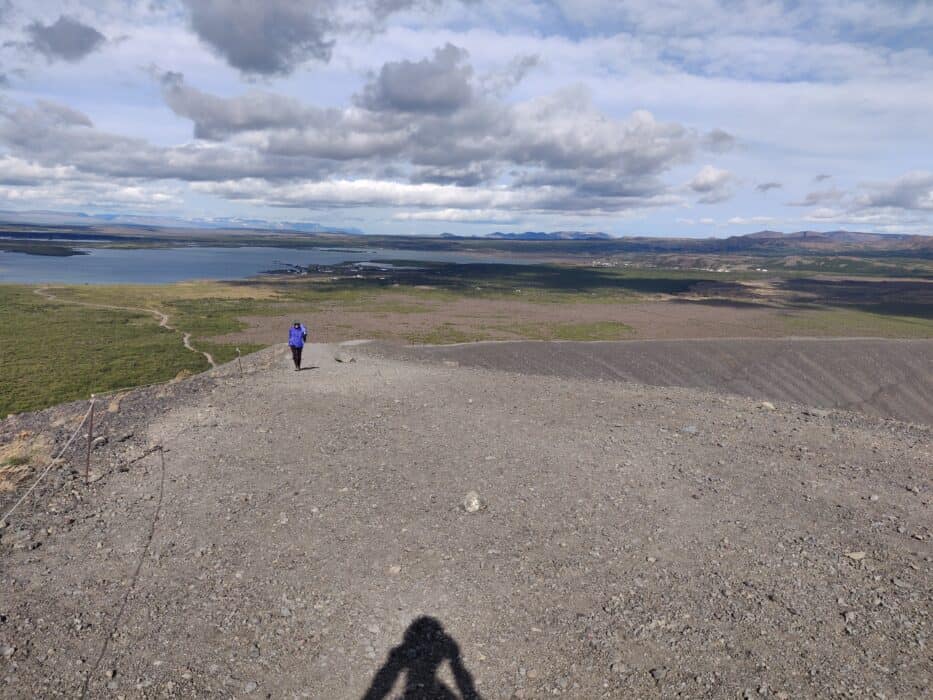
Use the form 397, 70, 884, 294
688, 165, 733, 204
802, 206, 929, 234
392, 208, 520, 222
0, 55, 708, 217
195, 177, 557, 210
789, 187, 847, 207
793, 171, 933, 231
25, 14, 106, 62
177, 0, 471, 76
0, 0, 929, 234
551, 0, 933, 44
855, 171, 933, 211
727, 215, 775, 225
0, 179, 180, 208
0, 155, 79, 184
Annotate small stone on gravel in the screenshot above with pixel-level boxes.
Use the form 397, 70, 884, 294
461, 491, 486, 513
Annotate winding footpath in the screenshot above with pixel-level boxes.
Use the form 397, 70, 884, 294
34, 286, 217, 368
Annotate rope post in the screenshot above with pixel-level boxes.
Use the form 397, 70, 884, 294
236, 347, 243, 377
85, 395, 96, 486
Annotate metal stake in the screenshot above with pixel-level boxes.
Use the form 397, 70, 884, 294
236, 347, 243, 377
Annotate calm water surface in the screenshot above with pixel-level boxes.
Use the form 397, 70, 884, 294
0, 246, 522, 284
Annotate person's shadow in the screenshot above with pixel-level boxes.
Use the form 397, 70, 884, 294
362, 616, 482, 700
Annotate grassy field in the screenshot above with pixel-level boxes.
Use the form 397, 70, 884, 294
47, 282, 277, 364
780, 308, 933, 338
1, 258, 930, 416
0, 286, 207, 416
767, 256, 933, 278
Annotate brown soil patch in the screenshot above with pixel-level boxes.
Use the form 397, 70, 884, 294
0, 431, 50, 493
212, 297, 802, 346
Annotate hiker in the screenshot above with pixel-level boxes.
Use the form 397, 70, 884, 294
288, 320, 307, 370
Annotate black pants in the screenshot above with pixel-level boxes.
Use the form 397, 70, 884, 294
290, 345, 303, 368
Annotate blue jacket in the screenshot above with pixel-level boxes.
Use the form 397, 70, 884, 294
288, 324, 307, 347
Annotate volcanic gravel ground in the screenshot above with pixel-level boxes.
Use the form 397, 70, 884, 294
1, 342, 930, 699
380, 338, 933, 425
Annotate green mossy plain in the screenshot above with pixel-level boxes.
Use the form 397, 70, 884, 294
1, 256, 930, 416
0, 286, 207, 416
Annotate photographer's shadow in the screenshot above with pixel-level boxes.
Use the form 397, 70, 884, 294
362, 616, 482, 700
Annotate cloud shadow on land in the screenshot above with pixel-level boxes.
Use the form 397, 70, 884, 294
776, 278, 933, 320
312, 261, 703, 296
362, 616, 482, 700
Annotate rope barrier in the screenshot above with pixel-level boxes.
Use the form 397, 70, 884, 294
89, 363, 233, 401
1, 401, 94, 527
3, 339, 254, 525
80, 446, 165, 699
87, 445, 164, 484
4, 401, 169, 697
90, 379, 173, 400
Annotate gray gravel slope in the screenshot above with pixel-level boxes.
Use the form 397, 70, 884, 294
380, 338, 933, 425
1, 343, 930, 699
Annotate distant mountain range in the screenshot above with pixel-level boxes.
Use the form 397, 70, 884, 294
441, 231, 613, 241
741, 229, 916, 243
0, 209, 364, 235
440, 228, 927, 243
1, 208, 928, 255
718, 229, 930, 253
437, 228, 929, 251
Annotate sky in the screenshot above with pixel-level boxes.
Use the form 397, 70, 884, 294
0, 1, 931, 237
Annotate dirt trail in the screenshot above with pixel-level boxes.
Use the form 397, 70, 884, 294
34, 286, 217, 368
0, 343, 930, 698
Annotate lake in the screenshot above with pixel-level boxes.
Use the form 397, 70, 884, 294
0, 246, 522, 284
